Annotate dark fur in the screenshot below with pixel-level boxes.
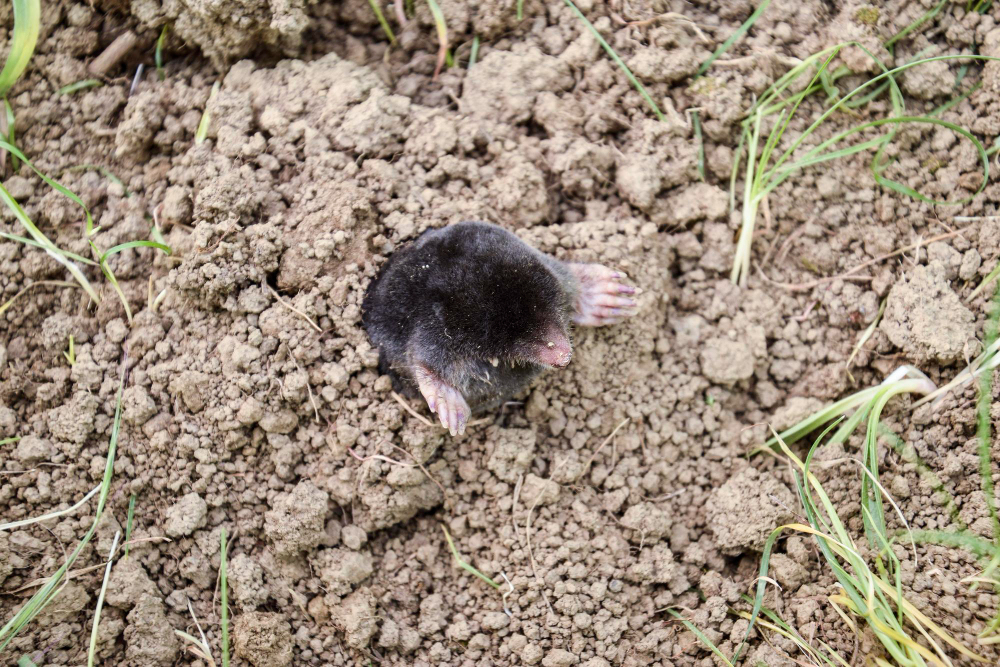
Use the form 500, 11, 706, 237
362, 221, 576, 413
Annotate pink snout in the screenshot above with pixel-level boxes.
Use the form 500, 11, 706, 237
533, 334, 573, 368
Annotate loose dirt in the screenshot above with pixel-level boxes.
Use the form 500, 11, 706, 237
2, 0, 1000, 665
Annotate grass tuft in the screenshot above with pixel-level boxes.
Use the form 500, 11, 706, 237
728, 47, 995, 287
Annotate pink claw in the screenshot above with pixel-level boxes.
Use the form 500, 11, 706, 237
413, 365, 471, 436
567, 263, 639, 327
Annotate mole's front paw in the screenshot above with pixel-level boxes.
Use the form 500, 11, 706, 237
567, 263, 638, 327
414, 365, 471, 436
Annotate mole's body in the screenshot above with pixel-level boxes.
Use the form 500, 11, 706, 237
362, 221, 636, 435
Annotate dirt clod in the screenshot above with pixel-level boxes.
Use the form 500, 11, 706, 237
233, 611, 294, 667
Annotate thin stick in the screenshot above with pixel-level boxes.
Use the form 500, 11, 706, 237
390, 442, 447, 499
265, 285, 321, 332
88, 31, 137, 77
760, 228, 970, 292
392, 391, 434, 426
575, 418, 630, 483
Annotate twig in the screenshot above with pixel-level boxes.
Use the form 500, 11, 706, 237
759, 227, 972, 292
389, 442, 447, 500
575, 418, 630, 483
88, 31, 138, 77
392, 391, 435, 427
265, 285, 322, 332
347, 446, 414, 468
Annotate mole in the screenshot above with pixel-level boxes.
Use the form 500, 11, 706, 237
362, 221, 637, 436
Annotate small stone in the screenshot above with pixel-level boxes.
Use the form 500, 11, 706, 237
482, 611, 511, 631
237, 397, 264, 425
341, 525, 368, 550
233, 612, 293, 666
15, 436, 53, 465
543, 648, 580, 667
700, 338, 755, 385
105, 318, 128, 343
164, 492, 208, 538
880, 265, 974, 363
122, 386, 157, 425
260, 410, 298, 434
519, 473, 560, 506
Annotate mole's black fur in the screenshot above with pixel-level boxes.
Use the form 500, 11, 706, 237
362, 221, 576, 413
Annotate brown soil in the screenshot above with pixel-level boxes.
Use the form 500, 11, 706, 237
2, 0, 1000, 665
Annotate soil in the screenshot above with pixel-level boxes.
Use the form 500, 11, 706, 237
2, 0, 1000, 665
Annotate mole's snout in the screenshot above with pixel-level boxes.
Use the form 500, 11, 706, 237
532, 332, 573, 368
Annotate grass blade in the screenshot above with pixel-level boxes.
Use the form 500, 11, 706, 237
196, 82, 219, 145
367, 0, 397, 44
87, 530, 121, 667
663, 608, 734, 666
0, 280, 77, 317
441, 524, 500, 589
155, 25, 169, 80
124, 494, 137, 558
100, 240, 172, 263
691, 109, 705, 181
58, 79, 102, 95
0, 0, 41, 97
220, 527, 230, 667
562, 0, 664, 122
469, 35, 480, 68
426, 0, 449, 80
696, 0, 772, 77
0, 485, 100, 531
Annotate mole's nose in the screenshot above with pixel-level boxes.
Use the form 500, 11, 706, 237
534, 336, 573, 368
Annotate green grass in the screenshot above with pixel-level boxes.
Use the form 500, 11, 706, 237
562, 0, 663, 122
696, 0, 773, 77
745, 423, 985, 665
425, 0, 449, 79
367, 0, 397, 45
0, 370, 125, 650
63, 334, 75, 366
58, 79, 102, 95
728, 47, 994, 287
124, 493, 136, 558
663, 608, 734, 665
196, 82, 219, 144
155, 25, 169, 80
468, 35, 480, 68
220, 527, 230, 667
86, 530, 121, 667
441, 524, 500, 589
691, 110, 705, 181
0, 0, 40, 98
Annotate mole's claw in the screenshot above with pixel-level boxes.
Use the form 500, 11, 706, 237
413, 364, 470, 437
567, 262, 639, 328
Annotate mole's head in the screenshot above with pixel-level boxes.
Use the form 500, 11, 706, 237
431, 251, 574, 369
